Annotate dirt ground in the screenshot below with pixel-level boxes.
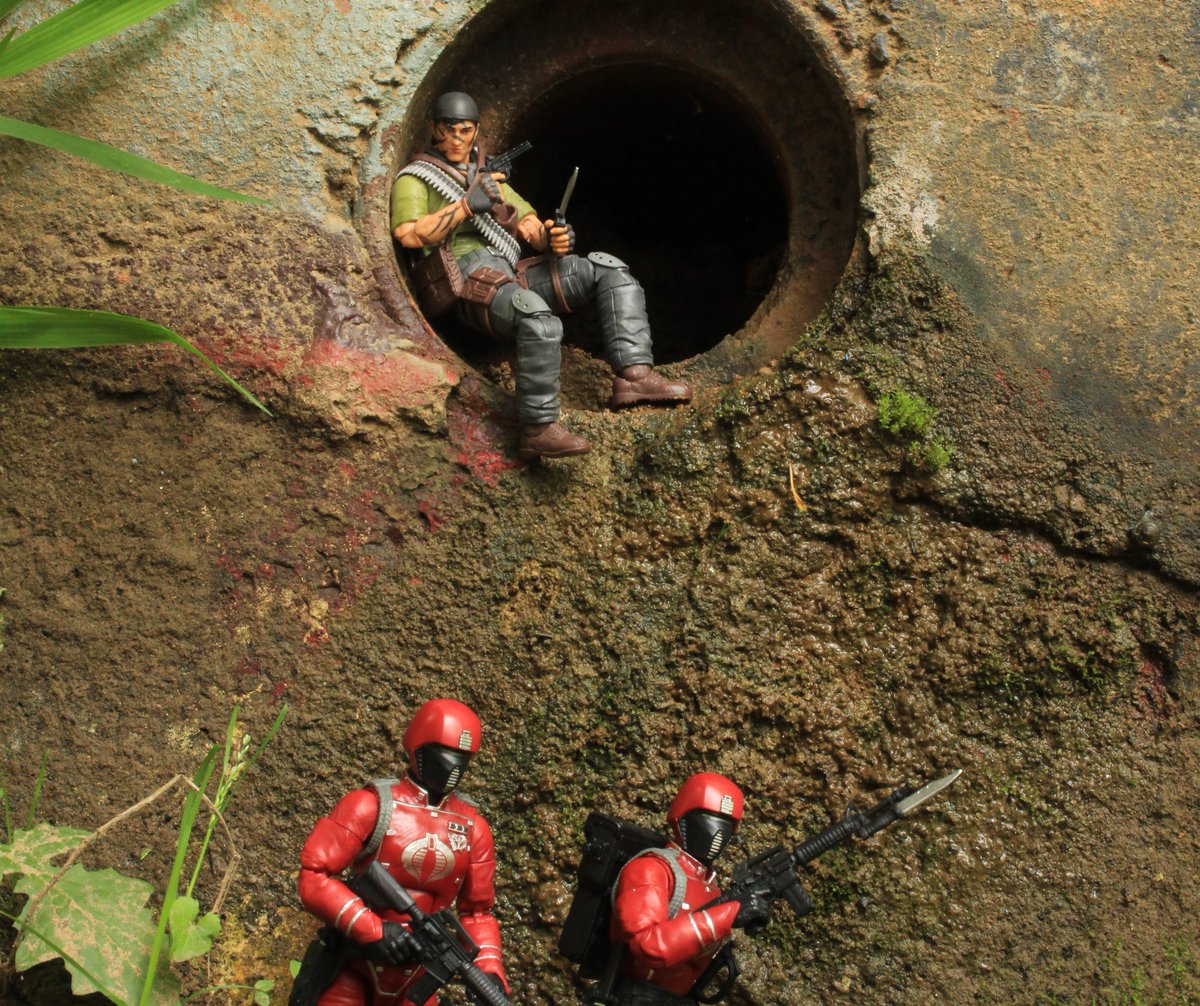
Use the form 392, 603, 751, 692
1, 245, 1198, 1004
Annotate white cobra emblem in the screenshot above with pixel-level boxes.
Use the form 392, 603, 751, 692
400, 833, 457, 885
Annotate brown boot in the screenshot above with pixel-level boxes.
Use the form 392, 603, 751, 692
609, 364, 693, 409
518, 422, 591, 461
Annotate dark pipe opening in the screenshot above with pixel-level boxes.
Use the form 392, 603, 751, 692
505, 65, 788, 364
371, 0, 861, 405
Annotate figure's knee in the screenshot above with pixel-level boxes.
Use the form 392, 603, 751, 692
482, 284, 553, 339
587, 251, 641, 294
317, 968, 369, 1006
511, 289, 562, 345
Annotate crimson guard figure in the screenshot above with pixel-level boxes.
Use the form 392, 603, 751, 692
607, 773, 768, 1005
391, 91, 692, 462
292, 699, 509, 1006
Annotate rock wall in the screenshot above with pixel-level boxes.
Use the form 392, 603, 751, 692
1, 1, 1198, 1003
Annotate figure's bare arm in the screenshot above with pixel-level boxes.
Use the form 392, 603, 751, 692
517, 213, 547, 251
394, 172, 508, 249
394, 201, 471, 249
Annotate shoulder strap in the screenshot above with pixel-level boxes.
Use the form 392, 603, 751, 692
407, 151, 468, 187
360, 777, 399, 859
612, 848, 689, 919
397, 159, 522, 267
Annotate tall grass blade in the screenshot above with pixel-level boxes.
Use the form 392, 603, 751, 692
0, 115, 266, 204
0, 1, 24, 25
243, 703, 289, 777
0, 0, 180, 80
26, 751, 48, 829
185, 703, 287, 897
0, 306, 272, 415
0, 27, 16, 62
140, 746, 218, 1006
0, 907, 130, 1006
0, 770, 11, 842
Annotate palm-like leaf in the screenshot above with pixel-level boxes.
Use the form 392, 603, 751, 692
0, 307, 272, 415
0, 0, 181, 80
0, 115, 267, 203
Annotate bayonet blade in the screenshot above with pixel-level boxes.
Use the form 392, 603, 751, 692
556, 166, 579, 219
895, 769, 961, 817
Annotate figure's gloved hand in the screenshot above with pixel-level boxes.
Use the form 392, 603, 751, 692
732, 891, 771, 933
463, 172, 504, 216
544, 219, 576, 256
367, 921, 418, 964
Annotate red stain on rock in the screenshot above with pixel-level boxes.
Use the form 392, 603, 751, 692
448, 375, 519, 487
215, 554, 248, 579
1132, 657, 1174, 724
417, 498, 446, 532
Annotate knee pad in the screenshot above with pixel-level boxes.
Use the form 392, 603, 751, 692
587, 251, 638, 292
587, 251, 629, 270
510, 288, 553, 318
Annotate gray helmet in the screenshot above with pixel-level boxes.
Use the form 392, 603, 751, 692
432, 91, 480, 123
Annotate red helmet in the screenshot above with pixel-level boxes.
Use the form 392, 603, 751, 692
668, 773, 744, 827
667, 773, 744, 866
403, 699, 481, 762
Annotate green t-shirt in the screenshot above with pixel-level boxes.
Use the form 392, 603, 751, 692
390, 172, 537, 260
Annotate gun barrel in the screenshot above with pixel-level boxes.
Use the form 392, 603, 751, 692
791, 772, 960, 866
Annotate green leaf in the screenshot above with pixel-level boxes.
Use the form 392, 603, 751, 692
0, 306, 272, 415
289, 959, 302, 979
0, 115, 266, 204
167, 896, 220, 963
0, 1, 24, 25
0, 905, 131, 1006
0, 822, 89, 883
0, 27, 17, 63
0, 0, 181, 80
1, 825, 180, 1006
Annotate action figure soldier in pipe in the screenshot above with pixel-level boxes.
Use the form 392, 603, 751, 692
391, 91, 692, 462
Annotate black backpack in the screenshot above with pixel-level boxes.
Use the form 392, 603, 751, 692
557, 811, 669, 978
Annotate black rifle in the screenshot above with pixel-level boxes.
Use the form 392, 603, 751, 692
483, 140, 532, 180
690, 770, 961, 1004
349, 861, 511, 1006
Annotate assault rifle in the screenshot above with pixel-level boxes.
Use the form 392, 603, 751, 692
690, 770, 961, 1003
349, 861, 511, 1006
483, 140, 532, 180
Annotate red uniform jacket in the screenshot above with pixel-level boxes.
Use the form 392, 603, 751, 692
298, 777, 506, 1005
610, 843, 740, 996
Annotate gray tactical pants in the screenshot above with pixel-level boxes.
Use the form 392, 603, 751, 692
454, 248, 655, 425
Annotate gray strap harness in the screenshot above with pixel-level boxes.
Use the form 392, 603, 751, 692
361, 777, 399, 859
612, 848, 689, 920
398, 160, 522, 267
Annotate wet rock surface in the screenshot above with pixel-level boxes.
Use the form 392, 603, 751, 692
1, 0, 1198, 1003
1, 306, 1197, 1002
